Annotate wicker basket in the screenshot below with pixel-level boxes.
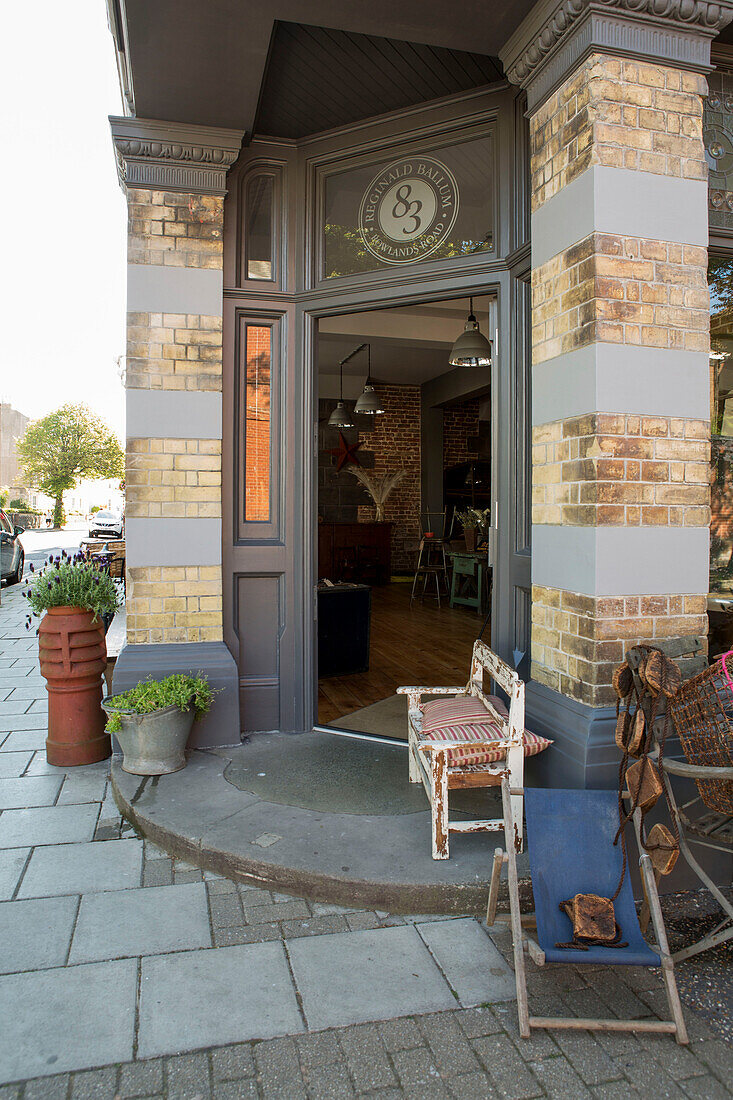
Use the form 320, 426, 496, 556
669, 657, 733, 814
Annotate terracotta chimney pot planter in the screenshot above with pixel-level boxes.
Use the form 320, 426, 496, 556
38, 605, 111, 766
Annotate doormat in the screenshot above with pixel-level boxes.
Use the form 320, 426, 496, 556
333, 695, 409, 740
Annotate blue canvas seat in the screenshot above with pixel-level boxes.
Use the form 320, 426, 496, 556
486, 778, 688, 1044
525, 787, 660, 967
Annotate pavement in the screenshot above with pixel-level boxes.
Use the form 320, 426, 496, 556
0, 577, 731, 1098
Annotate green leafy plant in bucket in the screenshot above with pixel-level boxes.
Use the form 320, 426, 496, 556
104, 674, 215, 734
23, 551, 122, 627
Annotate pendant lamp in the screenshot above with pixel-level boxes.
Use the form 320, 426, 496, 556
449, 297, 492, 367
354, 343, 384, 415
328, 357, 354, 429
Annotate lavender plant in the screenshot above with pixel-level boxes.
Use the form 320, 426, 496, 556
23, 550, 122, 626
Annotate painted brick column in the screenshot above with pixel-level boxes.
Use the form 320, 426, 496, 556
501, 2, 733, 785
109, 117, 243, 747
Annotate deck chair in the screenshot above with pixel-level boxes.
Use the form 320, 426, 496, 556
397, 641, 529, 860
654, 755, 733, 961
488, 779, 688, 1044
626, 640, 733, 963
620, 642, 726, 959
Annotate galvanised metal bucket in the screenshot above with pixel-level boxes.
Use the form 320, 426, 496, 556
102, 700, 195, 775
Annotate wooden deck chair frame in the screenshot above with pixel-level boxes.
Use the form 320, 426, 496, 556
397, 640, 525, 860
633, 755, 733, 963
488, 778, 689, 1044
624, 639, 733, 963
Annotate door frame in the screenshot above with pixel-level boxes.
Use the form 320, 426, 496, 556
222, 82, 531, 736
303, 272, 513, 733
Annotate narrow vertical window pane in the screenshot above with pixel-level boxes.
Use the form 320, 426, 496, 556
246, 176, 273, 280
710, 257, 733, 592
245, 325, 271, 521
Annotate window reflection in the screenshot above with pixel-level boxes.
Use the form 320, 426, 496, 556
710, 256, 733, 588
246, 176, 274, 281
244, 325, 271, 522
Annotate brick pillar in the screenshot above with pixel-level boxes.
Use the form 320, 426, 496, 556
501, 3, 732, 785
109, 118, 243, 747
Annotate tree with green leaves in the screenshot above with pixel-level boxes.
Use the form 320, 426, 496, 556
17, 404, 124, 528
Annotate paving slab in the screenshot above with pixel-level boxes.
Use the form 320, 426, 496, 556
0, 699, 33, 716
56, 771, 108, 805
24, 752, 69, 776
0, 776, 63, 809
69, 881, 211, 962
18, 839, 143, 899
0, 730, 47, 752
0, 751, 33, 778
0, 847, 30, 900
4, 685, 48, 700
0, 895, 78, 973
288, 925, 457, 1030
0, 714, 50, 732
137, 942, 303, 1058
0, 959, 137, 1083
0, 803, 98, 848
416, 918, 516, 1007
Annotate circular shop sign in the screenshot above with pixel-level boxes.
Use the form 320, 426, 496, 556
358, 155, 459, 265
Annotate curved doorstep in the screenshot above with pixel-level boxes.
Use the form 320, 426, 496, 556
111, 739, 532, 915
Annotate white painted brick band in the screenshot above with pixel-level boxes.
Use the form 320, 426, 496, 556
532, 344, 710, 424
532, 524, 709, 596
126, 518, 222, 567
126, 390, 222, 439
127, 264, 223, 316
531, 166, 708, 269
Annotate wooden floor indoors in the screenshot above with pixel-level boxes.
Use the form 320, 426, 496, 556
317, 581, 487, 725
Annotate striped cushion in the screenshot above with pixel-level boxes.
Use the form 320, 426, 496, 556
420, 695, 508, 732
421, 725, 552, 767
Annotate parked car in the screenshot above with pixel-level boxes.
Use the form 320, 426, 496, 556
89, 511, 124, 538
0, 510, 24, 585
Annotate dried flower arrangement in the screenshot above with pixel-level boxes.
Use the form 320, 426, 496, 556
347, 467, 407, 522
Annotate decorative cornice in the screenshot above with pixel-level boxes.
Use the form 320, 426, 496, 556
500, 0, 733, 110
109, 117, 244, 196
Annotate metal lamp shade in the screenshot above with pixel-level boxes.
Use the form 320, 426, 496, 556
354, 384, 384, 415
328, 401, 354, 429
449, 319, 492, 367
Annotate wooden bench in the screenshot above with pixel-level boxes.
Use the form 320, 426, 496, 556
397, 640, 526, 859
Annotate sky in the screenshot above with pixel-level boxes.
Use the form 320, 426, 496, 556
0, 1, 127, 439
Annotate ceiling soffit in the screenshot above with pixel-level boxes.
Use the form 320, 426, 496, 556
111, 1, 537, 134
254, 23, 503, 139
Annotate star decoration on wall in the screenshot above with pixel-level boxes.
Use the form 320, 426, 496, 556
328, 432, 362, 472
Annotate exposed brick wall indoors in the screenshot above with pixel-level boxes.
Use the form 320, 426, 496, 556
318, 386, 421, 572
356, 385, 421, 572
443, 401, 480, 469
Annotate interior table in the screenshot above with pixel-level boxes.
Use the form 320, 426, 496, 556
448, 550, 491, 614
